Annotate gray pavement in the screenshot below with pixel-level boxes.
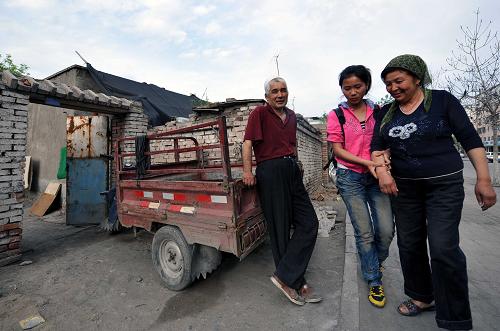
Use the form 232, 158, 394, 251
3, 160, 498, 330
340, 160, 500, 331
0, 194, 346, 331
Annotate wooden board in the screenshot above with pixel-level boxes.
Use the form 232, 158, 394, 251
44, 182, 61, 195
24, 156, 32, 190
30, 182, 62, 217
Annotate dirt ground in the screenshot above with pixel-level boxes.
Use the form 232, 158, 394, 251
0, 187, 345, 331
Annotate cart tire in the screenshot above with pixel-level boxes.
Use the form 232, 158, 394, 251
152, 226, 193, 291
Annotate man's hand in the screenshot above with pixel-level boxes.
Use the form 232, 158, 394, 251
475, 178, 496, 210
242, 140, 255, 186
243, 171, 256, 186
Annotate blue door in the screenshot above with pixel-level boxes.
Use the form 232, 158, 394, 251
66, 116, 109, 225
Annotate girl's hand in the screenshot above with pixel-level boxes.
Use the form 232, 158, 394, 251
367, 160, 386, 179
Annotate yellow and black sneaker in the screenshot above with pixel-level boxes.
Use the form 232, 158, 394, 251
368, 285, 386, 308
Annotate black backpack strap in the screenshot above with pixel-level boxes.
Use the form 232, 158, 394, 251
334, 107, 346, 140
373, 104, 384, 121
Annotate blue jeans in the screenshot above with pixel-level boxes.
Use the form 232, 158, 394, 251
336, 168, 394, 286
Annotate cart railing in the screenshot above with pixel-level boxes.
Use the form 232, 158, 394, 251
114, 116, 233, 187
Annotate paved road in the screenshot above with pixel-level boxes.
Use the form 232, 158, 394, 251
345, 160, 500, 331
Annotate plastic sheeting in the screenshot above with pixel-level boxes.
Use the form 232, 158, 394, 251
86, 64, 199, 126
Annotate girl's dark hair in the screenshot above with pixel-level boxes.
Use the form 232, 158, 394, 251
339, 65, 372, 93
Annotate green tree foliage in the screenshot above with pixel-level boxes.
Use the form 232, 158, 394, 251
0, 53, 30, 77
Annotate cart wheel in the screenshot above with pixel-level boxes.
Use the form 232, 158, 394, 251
152, 226, 193, 291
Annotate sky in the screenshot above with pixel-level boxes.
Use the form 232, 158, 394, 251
1, 0, 499, 117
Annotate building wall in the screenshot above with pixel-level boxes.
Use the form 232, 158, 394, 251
26, 104, 75, 192
0, 73, 145, 266
27, 67, 125, 193
148, 101, 323, 193
48, 67, 101, 92
476, 123, 500, 152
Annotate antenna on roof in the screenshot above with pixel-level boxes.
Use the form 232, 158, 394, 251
273, 52, 280, 76
75, 51, 89, 65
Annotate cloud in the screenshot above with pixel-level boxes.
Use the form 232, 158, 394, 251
193, 4, 216, 16
2, 0, 500, 116
204, 21, 222, 35
4, 0, 56, 9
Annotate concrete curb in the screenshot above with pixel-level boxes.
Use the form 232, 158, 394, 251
340, 213, 359, 331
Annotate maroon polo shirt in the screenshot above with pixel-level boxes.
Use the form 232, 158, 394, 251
244, 104, 297, 164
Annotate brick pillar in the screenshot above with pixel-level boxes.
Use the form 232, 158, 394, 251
0, 84, 29, 266
111, 102, 148, 184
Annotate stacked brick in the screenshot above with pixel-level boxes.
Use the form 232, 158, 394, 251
0, 84, 28, 266
149, 100, 323, 194
111, 102, 148, 183
149, 102, 263, 167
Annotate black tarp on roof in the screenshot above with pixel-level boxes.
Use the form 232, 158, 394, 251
86, 64, 198, 126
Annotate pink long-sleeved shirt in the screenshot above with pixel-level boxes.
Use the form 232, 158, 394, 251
326, 102, 377, 173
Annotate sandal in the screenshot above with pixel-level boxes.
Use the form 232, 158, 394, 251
270, 275, 305, 306
397, 299, 435, 317
300, 284, 323, 303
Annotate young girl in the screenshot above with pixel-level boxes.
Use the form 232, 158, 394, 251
327, 65, 394, 308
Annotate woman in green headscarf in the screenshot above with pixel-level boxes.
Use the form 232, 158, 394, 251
370, 54, 496, 330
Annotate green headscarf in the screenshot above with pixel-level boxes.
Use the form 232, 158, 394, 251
380, 54, 433, 130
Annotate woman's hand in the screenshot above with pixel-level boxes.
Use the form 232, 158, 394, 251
466, 147, 497, 210
475, 178, 497, 210
376, 168, 398, 196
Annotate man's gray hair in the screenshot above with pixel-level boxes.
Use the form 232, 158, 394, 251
264, 77, 287, 96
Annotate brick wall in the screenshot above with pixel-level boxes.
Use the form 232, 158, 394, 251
0, 84, 28, 266
148, 102, 260, 166
311, 123, 330, 185
296, 116, 323, 192
111, 102, 149, 183
148, 100, 323, 193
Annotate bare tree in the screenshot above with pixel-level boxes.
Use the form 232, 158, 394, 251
445, 9, 500, 185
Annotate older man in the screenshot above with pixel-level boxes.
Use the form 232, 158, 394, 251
242, 77, 321, 305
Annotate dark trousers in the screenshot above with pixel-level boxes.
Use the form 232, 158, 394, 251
256, 157, 319, 290
392, 172, 472, 330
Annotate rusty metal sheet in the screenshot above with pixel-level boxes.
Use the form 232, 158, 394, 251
67, 116, 108, 158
